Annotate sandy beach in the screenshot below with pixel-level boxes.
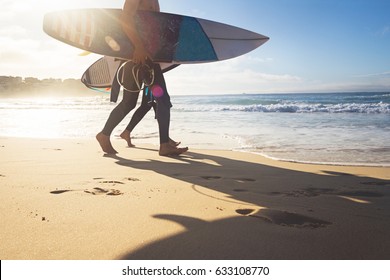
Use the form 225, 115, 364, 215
0, 136, 389, 260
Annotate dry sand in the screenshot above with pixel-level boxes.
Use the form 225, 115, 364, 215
0, 137, 389, 260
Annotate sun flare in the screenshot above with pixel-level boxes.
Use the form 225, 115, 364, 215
33, 0, 101, 14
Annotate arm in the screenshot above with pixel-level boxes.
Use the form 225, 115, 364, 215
121, 0, 149, 64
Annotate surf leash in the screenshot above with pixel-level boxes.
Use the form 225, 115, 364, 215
116, 60, 155, 93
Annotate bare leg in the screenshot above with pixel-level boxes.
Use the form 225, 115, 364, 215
121, 127, 180, 148
159, 143, 188, 156
97, 65, 141, 154
120, 130, 135, 147
96, 132, 118, 154
169, 138, 181, 147
151, 63, 188, 157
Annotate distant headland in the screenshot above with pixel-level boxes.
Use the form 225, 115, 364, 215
0, 76, 96, 97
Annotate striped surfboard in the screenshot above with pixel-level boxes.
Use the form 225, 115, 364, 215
81, 56, 179, 89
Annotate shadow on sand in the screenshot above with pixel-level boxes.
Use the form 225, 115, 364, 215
107, 148, 390, 259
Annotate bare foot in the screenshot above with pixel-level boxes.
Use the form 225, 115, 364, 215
159, 143, 188, 156
120, 130, 135, 147
96, 132, 118, 154
169, 138, 181, 147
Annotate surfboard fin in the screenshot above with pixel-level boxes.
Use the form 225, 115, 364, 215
78, 51, 92, 56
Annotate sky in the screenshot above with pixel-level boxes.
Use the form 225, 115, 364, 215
0, 0, 390, 95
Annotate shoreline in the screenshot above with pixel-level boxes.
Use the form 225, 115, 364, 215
243, 150, 390, 168
1, 136, 389, 260
2, 135, 390, 168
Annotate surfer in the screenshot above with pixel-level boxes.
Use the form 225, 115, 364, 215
119, 91, 181, 148
96, 0, 188, 156
110, 61, 180, 148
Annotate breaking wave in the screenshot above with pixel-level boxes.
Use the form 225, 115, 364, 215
175, 102, 390, 114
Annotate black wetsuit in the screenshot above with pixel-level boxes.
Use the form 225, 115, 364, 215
126, 85, 156, 131
101, 61, 172, 144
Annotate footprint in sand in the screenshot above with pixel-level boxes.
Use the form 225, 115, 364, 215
94, 177, 141, 184
268, 188, 386, 200
94, 177, 140, 183
51, 188, 123, 196
201, 176, 222, 180
99, 180, 125, 185
50, 190, 75, 194
84, 187, 123, 196
269, 188, 335, 198
125, 177, 140, 182
43, 148, 63, 151
236, 208, 331, 229
50, 177, 130, 196
361, 181, 390, 186
50, 177, 136, 196
233, 178, 256, 183
201, 176, 256, 183
236, 209, 256, 215
337, 190, 384, 198
233, 189, 249, 193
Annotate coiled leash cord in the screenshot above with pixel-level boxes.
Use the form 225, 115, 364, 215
116, 60, 155, 93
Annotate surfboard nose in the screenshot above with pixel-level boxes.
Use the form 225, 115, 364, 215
195, 18, 269, 61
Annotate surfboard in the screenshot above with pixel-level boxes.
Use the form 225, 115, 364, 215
81, 56, 179, 89
43, 9, 269, 63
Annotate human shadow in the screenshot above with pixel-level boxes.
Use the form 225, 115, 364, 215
108, 148, 390, 259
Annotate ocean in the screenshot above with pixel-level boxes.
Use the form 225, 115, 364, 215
1, 92, 389, 166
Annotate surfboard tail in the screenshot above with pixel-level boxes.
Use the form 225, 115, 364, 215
43, 10, 97, 51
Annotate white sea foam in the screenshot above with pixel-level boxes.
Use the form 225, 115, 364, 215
174, 102, 390, 114
1, 92, 389, 166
